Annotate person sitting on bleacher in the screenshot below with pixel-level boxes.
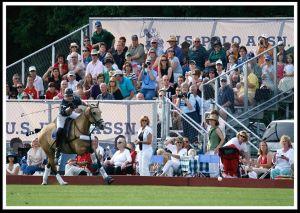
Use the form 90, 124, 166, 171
159, 137, 187, 177
270, 135, 294, 179
249, 140, 273, 178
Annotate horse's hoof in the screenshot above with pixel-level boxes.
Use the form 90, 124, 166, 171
104, 176, 114, 185
60, 182, 68, 185
41, 182, 47, 185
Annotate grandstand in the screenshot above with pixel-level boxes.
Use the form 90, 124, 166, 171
6, 17, 295, 180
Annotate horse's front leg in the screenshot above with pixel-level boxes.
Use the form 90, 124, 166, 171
42, 163, 51, 185
51, 156, 68, 185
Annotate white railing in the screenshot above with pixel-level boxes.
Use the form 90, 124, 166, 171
6, 24, 89, 85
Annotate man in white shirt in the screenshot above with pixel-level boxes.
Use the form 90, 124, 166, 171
85, 49, 104, 80
29, 66, 45, 97
67, 71, 78, 92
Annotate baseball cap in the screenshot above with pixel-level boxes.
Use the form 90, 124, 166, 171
216, 59, 223, 65
261, 34, 268, 39
220, 75, 227, 82
151, 38, 158, 43
70, 42, 78, 48
114, 70, 123, 77
29, 66, 36, 72
68, 71, 76, 76
95, 21, 102, 27
265, 55, 273, 61
91, 49, 99, 55
131, 35, 138, 40
189, 60, 196, 65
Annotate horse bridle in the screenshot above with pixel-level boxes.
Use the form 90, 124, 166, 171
87, 104, 104, 130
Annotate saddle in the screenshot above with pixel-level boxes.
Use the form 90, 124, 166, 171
52, 117, 74, 142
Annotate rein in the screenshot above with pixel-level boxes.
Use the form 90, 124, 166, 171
67, 105, 102, 152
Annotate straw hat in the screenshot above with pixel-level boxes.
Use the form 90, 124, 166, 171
167, 35, 177, 42
206, 114, 219, 123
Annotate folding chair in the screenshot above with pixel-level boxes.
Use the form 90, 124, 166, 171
178, 156, 191, 177
149, 155, 164, 176
197, 154, 220, 178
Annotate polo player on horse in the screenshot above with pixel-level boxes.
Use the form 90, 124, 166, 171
55, 88, 87, 163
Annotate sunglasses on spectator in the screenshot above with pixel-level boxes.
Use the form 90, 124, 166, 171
194, 41, 200, 43
141, 119, 148, 122
17, 86, 23, 88
82, 50, 88, 52
240, 135, 247, 139
183, 140, 189, 143
176, 141, 183, 144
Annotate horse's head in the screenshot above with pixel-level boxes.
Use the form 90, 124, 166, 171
86, 103, 104, 130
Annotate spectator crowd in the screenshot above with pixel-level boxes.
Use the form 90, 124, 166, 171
6, 20, 294, 180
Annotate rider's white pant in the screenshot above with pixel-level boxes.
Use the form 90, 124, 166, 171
57, 112, 81, 128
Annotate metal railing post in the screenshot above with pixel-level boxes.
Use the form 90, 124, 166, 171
273, 42, 278, 98
161, 97, 166, 142
243, 63, 248, 112
152, 101, 158, 150
21, 60, 25, 85
51, 45, 55, 66
81, 29, 84, 56
126, 103, 131, 143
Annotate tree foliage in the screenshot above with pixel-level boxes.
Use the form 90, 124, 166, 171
6, 5, 293, 64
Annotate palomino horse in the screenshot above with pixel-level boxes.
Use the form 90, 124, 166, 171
37, 103, 111, 185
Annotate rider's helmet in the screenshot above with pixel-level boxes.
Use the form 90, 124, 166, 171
64, 88, 73, 97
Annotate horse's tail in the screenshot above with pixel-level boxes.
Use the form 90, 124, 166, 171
26, 128, 42, 136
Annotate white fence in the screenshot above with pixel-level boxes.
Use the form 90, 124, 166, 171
5, 100, 159, 150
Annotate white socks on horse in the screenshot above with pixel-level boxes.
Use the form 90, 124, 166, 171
42, 166, 51, 184
56, 174, 68, 185
99, 167, 108, 178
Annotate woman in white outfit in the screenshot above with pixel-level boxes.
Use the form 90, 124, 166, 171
6, 152, 20, 175
160, 137, 187, 176
270, 135, 294, 179
135, 116, 153, 176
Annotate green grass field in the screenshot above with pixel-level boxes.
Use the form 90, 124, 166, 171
6, 185, 294, 207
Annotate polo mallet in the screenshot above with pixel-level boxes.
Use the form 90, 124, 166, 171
20, 106, 59, 117
26, 128, 42, 136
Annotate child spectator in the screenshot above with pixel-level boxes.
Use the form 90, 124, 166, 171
45, 82, 58, 99
24, 75, 39, 99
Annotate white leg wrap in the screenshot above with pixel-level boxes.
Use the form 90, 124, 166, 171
42, 166, 51, 185
56, 174, 68, 185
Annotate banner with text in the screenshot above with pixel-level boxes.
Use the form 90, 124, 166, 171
89, 18, 294, 53
5, 101, 155, 144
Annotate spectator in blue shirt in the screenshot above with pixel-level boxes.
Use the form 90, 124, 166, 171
138, 58, 158, 100
166, 35, 184, 66
114, 70, 135, 100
